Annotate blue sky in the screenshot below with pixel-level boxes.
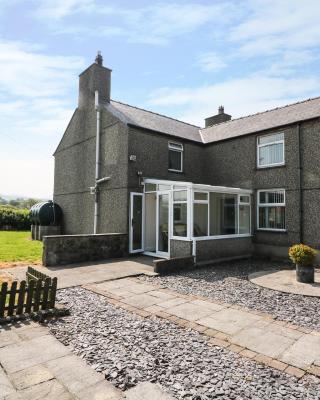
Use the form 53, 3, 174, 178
1, 0, 320, 198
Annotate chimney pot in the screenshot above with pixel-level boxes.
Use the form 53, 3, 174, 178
205, 106, 231, 127
95, 51, 103, 66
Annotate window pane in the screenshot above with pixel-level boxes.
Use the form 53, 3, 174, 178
169, 142, 183, 150
259, 142, 283, 166
194, 192, 208, 201
173, 203, 187, 237
209, 193, 238, 235
193, 203, 208, 237
158, 184, 171, 191
173, 190, 187, 201
258, 133, 284, 145
239, 205, 250, 234
145, 183, 157, 192
240, 195, 250, 204
169, 150, 182, 171
259, 206, 285, 229
259, 191, 284, 204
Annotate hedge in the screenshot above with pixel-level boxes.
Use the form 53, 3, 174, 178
0, 206, 31, 230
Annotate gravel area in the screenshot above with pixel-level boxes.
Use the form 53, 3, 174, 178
139, 260, 320, 331
48, 287, 320, 400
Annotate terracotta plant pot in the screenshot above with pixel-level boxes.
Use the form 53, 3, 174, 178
296, 264, 314, 283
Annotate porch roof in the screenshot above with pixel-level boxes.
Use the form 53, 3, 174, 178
143, 178, 252, 195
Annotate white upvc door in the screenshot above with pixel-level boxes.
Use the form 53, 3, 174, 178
129, 192, 144, 253
156, 190, 170, 258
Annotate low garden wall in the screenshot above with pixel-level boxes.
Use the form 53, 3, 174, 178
195, 237, 253, 264
42, 233, 128, 267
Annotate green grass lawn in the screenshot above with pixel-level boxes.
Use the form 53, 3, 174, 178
0, 231, 42, 263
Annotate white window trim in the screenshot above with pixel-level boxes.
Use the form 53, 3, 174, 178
257, 133, 285, 169
168, 141, 183, 173
193, 190, 209, 238
257, 189, 286, 232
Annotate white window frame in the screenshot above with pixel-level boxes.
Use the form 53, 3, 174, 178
257, 189, 286, 232
171, 188, 189, 240
168, 142, 183, 173
193, 191, 209, 238
257, 132, 285, 169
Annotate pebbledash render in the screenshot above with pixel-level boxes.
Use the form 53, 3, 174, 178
53, 54, 320, 264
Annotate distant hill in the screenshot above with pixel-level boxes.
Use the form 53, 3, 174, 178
0, 195, 47, 210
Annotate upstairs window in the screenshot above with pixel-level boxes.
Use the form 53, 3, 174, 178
258, 189, 285, 231
168, 142, 183, 172
257, 132, 284, 168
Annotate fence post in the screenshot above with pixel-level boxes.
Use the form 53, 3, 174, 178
25, 280, 35, 314
8, 281, 17, 316
41, 278, 50, 310
33, 280, 42, 312
0, 282, 8, 318
17, 280, 26, 315
49, 278, 57, 309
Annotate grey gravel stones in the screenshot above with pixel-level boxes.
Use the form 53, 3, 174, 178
139, 260, 320, 331
47, 287, 320, 400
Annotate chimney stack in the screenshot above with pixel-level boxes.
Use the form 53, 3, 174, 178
205, 106, 231, 128
78, 52, 112, 109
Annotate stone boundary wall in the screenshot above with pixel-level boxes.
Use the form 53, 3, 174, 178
153, 256, 194, 275
42, 233, 128, 267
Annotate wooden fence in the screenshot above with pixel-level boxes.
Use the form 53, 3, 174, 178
0, 267, 57, 320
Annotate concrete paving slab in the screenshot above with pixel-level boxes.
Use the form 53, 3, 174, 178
0, 366, 15, 399
232, 327, 295, 358
3, 392, 23, 400
125, 382, 174, 400
9, 364, 54, 390
0, 330, 21, 349
249, 269, 320, 297
77, 380, 124, 400
279, 334, 320, 369
4, 256, 156, 289
147, 290, 176, 301
196, 308, 262, 335
166, 302, 214, 322
122, 293, 163, 309
156, 297, 188, 309
45, 354, 103, 396
267, 323, 304, 340
17, 379, 73, 400
190, 299, 225, 312
0, 334, 69, 374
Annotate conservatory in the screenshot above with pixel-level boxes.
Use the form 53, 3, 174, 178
129, 179, 253, 261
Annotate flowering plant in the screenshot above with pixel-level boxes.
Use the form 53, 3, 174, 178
289, 244, 316, 266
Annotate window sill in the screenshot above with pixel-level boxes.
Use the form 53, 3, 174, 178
256, 164, 285, 171
256, 229, 287, 234
168, 169, 184, 174
193, 234, 252, 241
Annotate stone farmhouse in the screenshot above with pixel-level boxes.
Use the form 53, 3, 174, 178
53, 53, 320, 264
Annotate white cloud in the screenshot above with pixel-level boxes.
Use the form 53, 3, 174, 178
147, 74, 320, 126
197, 52, 227, 72
0, 39, 84, 197
35, 0, 95, 19
34, 1, 235, 45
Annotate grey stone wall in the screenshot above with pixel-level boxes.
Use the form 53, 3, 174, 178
127, 127, 206, 192
54, 95, 129, 235
42, 233, 128, 266
170, 239, 193, 258
195, 237, 253, 263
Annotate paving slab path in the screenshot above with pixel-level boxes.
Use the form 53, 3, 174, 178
3, 256, 157, 289
85, 277, 320, 379
0, 322, 174, 400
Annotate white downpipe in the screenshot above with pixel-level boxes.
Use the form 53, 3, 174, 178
93, 90, 100, 234
192, 239, 196, 264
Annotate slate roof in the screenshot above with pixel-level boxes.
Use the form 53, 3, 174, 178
201, 96, 320, 143
107, 96, 320, 144
107, 100, 202, 142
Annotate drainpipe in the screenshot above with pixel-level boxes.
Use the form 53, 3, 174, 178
297, 123, 304, 243
93, 91, 101, 234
